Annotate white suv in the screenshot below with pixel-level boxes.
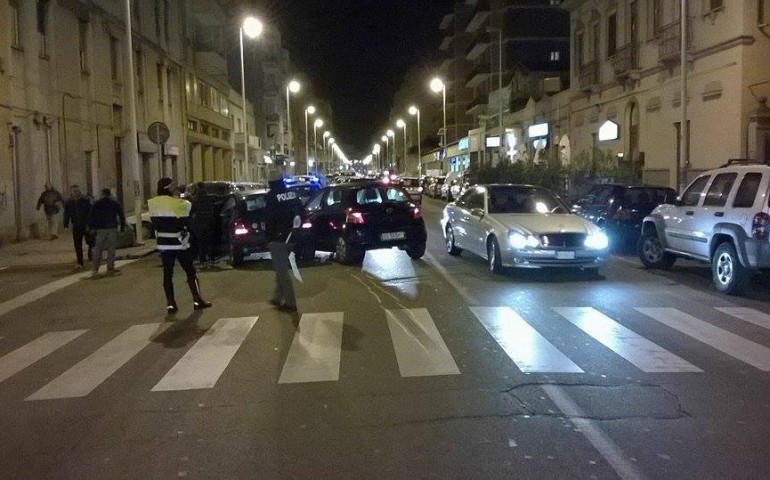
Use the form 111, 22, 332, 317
639, 161, 770, 295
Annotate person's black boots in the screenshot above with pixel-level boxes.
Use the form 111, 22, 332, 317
188, 278, 212, 310
164, 282, 178, 313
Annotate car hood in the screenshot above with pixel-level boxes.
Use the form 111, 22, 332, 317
489, 213, 598, 235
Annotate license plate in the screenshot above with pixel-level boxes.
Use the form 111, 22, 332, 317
381, 231, 406, 241
556, 251, 576, 259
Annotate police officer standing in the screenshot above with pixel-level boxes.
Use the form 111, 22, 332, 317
265, 171, 303, 312
148, 177, 212, 314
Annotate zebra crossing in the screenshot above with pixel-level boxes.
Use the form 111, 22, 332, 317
1, 304, 770, 402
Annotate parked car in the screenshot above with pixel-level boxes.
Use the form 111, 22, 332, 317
295, 181, 427, 264
573, 184, 678, 252
441, 184, 609, 274
220, 190, 270, 267
639, 160, 770, 295
426, 176, 445, 198
400, 176, 423, 204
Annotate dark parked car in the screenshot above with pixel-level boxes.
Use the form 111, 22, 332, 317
573, 184, 678, 251
295, 181, 427, 264
219, 190, 269, 267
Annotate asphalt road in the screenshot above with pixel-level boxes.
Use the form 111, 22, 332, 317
1, 198, 769, 478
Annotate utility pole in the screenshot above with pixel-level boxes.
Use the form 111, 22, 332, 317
678, 0, 688, 192
124, 0, 143, 245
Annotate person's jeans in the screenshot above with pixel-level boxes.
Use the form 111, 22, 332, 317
92, 228, 118, 274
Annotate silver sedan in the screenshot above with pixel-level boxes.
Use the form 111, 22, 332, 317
440, 184, 610, 274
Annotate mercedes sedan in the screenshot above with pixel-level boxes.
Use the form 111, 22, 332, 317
440, 184, 610, 274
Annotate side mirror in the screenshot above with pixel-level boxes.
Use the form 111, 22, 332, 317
471, 208, 485, 218
674, 196, 683, 206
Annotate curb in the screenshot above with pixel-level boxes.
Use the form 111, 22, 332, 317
0, 247, 158, 272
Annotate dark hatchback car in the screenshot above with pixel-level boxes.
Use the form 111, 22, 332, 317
219, 190, 269, 266
295, 182, 427, 264
573, 184, 678, 251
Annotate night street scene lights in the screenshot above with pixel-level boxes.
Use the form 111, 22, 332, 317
430, 77, 447, 148
409, 105, 422, 177
396, 119, 407, 173
386, 129, 395, 169
304, 105, 316, 174
313, 118, 324, 172
285, 80, 300, 158
238, 16, 263, 180
381, 134, 389, 171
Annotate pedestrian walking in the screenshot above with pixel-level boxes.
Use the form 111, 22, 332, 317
148, 177, 212, 314
36, 182, 64, 239
265, 171, 303, 312
62, 185, 92, 270
88, 188, 126, 278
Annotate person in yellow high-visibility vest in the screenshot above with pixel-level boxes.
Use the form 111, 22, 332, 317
148, 177, 212, 314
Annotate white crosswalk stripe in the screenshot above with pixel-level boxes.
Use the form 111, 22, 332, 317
153, 317, 258, 391
386, 308, 460, 377
27, 324, 168, 400
279, 312, 344, 384
554, 307, 702, 373
471, 306, 584, 373
716, 307, 770, 331
0, 331, 87, 384
637, 307, 770, 371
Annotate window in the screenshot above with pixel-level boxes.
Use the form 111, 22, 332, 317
680, 176, 710, 207
607, 12, 617, 57
466, 191, 484, 210
135, 50, 144, 94
575, 32, 584, 69
110, 37, 120, 81
187, 120, 197, 131
156, 63, 163, 104
708, 0, 723, 12
326, 189, 343, 206
703, 173, 737, 207
305, 192, 324, 211
163, 0, 170, 43
550, 51, 560, 61
38, 0, 49, 58
155, 0, 161, 41
652, 0, 662, 36
734, 173, 762, 208
166, 67, 174, 106
10, 4, 21, 48
79, 20, 89, 73
385, 188, 407, 202
356, 188, 382, 205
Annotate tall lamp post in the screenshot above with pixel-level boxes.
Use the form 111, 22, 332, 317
386, 130, 395, 169
396, 119, 407, 174
322, 130, 330, 172
123, 0, 142, 244
373, 144, 381, 172
381, 135, 389, 172
313, 118, 324, 174
239, 16, 263, 181
409, 105, 422, 178
430, 78, 447, 152
285, 80, 300, 159
328, 138, 336, 171
304, 105, 315, 175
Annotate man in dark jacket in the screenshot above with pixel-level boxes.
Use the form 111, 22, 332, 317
88, 188, 126, 277
265, 171, 303, 312
63, 185, 92, 269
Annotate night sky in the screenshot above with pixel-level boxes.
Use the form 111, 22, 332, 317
256, 0, 455, 156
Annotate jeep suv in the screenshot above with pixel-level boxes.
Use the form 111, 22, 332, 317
638, 161, 770, 295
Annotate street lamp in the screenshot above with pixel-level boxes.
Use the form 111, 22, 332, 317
239, 16, 263, 181
285, 80, 300, 158
313, 118, 324, 173
396, 119, 407, 173
386, 130, 395, 169
486, 26, 504, 139
409, 105, 422, 177
304, 105, 315, 175
381, 135, 389, 172
323, 130, 330, 171
430, 77, 447, 150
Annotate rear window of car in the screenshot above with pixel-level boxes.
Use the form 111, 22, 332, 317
355, 186, 408, 205
240, 195, 266, 213
402, 178, 420, 187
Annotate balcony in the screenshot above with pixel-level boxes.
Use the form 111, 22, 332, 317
465, 30, 490, 60
465, 64, 490, 88
578, 61, 600, 92
658, 20, 691, 66
234, 133, 260, 150
466, 92, 488, 116
610, 43, 639, 78
439, 35, 453, 51
195, 51, 227, 80
465, 0, 490, 33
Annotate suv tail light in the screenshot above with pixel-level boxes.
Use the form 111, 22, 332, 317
752, 212, 770, 240
345, 208, 365, 224
301, 214, 313, 229
413, 207, 422, 219
233, 218, 249, 236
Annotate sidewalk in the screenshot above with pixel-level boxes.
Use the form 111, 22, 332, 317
0, 234, 157, 270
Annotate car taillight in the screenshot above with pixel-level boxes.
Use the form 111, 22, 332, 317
752, 212, 770, 240
301, 214, 312, 229
413, 207, 422, 219
233, 219, 249, 236
346, 208, 365, 224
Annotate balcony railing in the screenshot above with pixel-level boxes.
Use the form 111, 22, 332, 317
610, 43, 639, 77
465, 93, 488, 115
657, 19, 691, 65
465, 29, 490, 59
578, 60, 599, 91
465, 64, 490, 87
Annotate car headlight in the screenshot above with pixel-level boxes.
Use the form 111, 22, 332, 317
585, 231, 609, 250
509, 232, 540, 249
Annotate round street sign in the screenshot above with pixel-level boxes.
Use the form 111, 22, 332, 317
148, 121, 170, 144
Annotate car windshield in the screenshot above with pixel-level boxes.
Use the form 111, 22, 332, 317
488, 186, 569, 214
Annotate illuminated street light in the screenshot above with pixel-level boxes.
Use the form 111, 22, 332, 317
409, 105, 422, 177
242, 16, 263, 39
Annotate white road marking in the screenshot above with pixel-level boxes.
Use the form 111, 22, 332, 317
28, 323, 167, 400
716, 307, 770, 331
0, 259, 137, 318
278, 312, 344, 384
153, 317, 257, 391
637, 307, 770, 371
470, 307, 584, 373
423, 252, 479, 305
386, 308, 461, 377
542, 385, 647, 480
0, 331, 87, 384
554, 307, 702, 373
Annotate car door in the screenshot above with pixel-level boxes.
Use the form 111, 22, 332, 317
460, 189, 487, 256
665, 175, 711, 253
314, 187, 346, 250
698, 172, 739, 258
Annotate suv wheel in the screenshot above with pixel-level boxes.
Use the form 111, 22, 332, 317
638, 230, 676, 269
487, 237, 503, 274
406, 242, 426, 260
445, 225, 462, 256
712, 242, 750, 295
336, 236, 365, 265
